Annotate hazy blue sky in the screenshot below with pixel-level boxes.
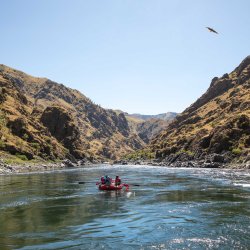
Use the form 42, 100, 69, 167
1, 0, 250, 114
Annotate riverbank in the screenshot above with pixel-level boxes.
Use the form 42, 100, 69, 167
114, 159, 250, 170
1, 156, 250, 175
118, 152, 250, 169
0, 158, 94, 175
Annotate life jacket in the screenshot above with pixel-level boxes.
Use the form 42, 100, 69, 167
105, 176, 111, 185
115, 177, 121, 185
101, 176, 105, 184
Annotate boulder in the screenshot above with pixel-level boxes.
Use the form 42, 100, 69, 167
62, 159, 76, 168
211, 154, 225, 163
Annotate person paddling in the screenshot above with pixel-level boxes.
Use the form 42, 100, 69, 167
101, 176, 105, 184
115, 176, 121, 186
105, 175, 112, 185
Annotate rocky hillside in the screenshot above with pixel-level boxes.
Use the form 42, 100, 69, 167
135, 119, 170, 143
114, 111, 174, 144
0, 64, 146, 161
149, 56, 250, 166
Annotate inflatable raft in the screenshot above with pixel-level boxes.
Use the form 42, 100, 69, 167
98, 183, 129, 191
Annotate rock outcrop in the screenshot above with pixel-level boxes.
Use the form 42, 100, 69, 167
40, 106, 85, 159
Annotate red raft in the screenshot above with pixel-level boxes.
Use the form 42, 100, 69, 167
98, 183, 129, 191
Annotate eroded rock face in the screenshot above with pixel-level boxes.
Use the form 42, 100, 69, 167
41, 106, 78, 141
136, 119, 169, 143
7, 118, 28, 138
41, 106, 84, 159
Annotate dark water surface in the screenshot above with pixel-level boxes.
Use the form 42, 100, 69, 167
0, 165, 250, 249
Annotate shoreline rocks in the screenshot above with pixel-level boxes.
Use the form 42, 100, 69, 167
0, 158, 94, 175
115, 153, 250, 169
0, 155, 249, 175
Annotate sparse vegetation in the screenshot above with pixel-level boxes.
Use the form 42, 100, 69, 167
177, 149, 194, 156
23, 133, 29, 141
123, 150, 154, 161
231, 148, 242, 155
0, 140, 5, 148
0, 112, 6, 127
30, 142, 39, 148
15, 153, 29, 161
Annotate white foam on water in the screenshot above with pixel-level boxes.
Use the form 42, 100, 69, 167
125, 191, 135, 198
233, 183, 250, 188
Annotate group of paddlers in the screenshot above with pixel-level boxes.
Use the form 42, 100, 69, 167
100, 175, 121, 186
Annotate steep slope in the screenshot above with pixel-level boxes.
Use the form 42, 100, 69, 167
150, 56, 250, 165
0, 64, 145, 161
115, 111, 174, 144
136, 119, 170, 143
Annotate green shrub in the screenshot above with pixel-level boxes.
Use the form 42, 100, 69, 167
123, 150, 154, 160
178, 149, 194, 156
15, 153, 28, 161
23, 133, 29, 141
0, 140, 5, 148
30, 142, 40, 150
0, 112, 6, 127
232, 148, 242, 155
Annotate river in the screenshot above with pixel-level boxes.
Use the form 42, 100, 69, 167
0, 165, 250, 249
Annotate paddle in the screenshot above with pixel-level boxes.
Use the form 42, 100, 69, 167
78, 181, 100, 185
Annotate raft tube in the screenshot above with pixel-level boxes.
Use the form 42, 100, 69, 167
98, 183, 129, 191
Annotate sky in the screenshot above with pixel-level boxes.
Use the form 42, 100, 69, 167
1, 0, 250, 114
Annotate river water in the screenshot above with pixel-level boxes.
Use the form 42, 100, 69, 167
0, 165, 250, 249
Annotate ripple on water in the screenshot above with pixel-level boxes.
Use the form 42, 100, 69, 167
1, 165, 250, 250
0, 194, 84, 210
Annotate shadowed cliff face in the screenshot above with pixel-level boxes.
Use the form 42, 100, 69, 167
40, 106, 86, 159
136, 119, 170, 143
150, 56, 250, 164
114, 111, 177, 145
0, 64, 147, 161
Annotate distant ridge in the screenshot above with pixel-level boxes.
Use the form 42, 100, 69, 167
127, 112, 178, 122
113, 111, 178, 143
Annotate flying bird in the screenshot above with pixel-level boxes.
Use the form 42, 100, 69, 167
206, 27, 218, 34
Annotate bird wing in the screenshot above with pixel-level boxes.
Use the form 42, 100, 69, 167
206, 27, 218, 34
